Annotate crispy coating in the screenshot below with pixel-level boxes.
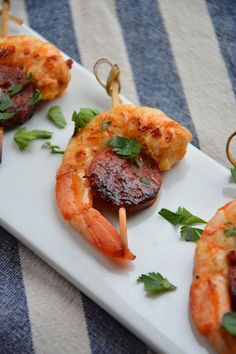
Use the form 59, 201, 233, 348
0, 35, 72, 100
190, 200, 236, 354
56, 105, 191, 260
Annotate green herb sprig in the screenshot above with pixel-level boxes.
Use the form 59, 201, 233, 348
48, 106, 67, 128
0, 112, 14, 121
107, 136, 142, 159
137, 272, 177, 296
140, 177, 150, 185
27, 89, 42, 106
180, 226, 203, 242
8, 84, 24, 96
221, 312, 236, 336
230, 167, 236, 183
0, 92, 12, 111
159, 207, 206, 242
72, 108, 100, 135
100, 121, 111, 131
224, 226, 236, 238
14, 127, 52, 151
42, 142, 64, 154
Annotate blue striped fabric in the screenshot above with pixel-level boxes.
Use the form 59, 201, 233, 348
206, 0, 236, 98
81, 293, 147, 354
25, 0, 80, 62
0, 227, 34, 354
116, 0, 199, 148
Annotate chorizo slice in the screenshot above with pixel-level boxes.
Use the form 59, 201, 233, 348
0, 65, 36, 129
88, 148, 162, 211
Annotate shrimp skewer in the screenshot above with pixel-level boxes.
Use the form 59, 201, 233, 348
190, 199, 236, 354
56, 104, 192, 260
0, 34, 72, 100
0, 2, 72, 161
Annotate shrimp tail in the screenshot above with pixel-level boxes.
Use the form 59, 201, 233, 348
71, 208, 135, 260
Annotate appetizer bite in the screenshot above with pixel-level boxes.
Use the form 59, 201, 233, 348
0, 1, 72, 160
0, 34, 72, 101
56, 59, 192, 260
190, 200, 236, 354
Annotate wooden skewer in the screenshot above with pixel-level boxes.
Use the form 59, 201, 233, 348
226, 131, 236, 167
93, 59, 127, 247
0, 10, 23, 25
119, 207, 127, 247
1, 0, 9, 37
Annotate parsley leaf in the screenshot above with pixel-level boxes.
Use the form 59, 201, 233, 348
100, 121, 111, 131
27, 89, 42, 105
14, 127, 52, 151
224, 227, 236, 237
140, 177, 150, 185
159, 208, 183, 225
8, 84, 24, 96
137, 272, 177, 296
0, 112, 14, 121
177, 207, 206, 225
72, 108, 100, 135
28, 72, 33, 81
231, 168, 236, 183
159, 207, 206, 226
0, 92, 12, 111
48, 106, 67, 128
221, 312, 236, 336
180, 226, 203, 242
107, 136, 142, 159
42, 142, 64, 154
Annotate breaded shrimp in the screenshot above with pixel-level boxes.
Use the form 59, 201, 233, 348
0, 35, 72, 100
190, 199, 236, 354
56, 105, 192, 260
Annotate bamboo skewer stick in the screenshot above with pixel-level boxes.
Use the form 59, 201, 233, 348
119, 207, 128, 247
226, 131, 236, 167
1, 0, 9, 37
0, 10, 22, 25
93, 59, 127, 247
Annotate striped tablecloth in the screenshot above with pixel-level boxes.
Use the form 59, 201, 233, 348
1, 0, 235, 353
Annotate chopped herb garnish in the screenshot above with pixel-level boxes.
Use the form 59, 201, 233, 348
140, 177, 150, 185
8, 84, 24, 96
27, 89, 42, 105
28, 72, 33, 81
0, 92, 12, 111
224, 226, 236, 237
180, 226, 203, 242
100, 121, 111, 131
42, 141, 64, 154
0, 112, 14, 120
221, 312, 236, 336
159, 207, 206, 226
159, 208, 183, 225
14, 127, 52, 151
137, 272, 177, 296
231, 168, 236, 183
48, 106, 67, 128
107, 136, 142, 159
134, 156, 142, 168
72, 108, 100, 135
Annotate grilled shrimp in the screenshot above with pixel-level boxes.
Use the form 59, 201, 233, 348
0, 35, 72, 100
190, 199, 236, 354
56, 105, 191, 260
